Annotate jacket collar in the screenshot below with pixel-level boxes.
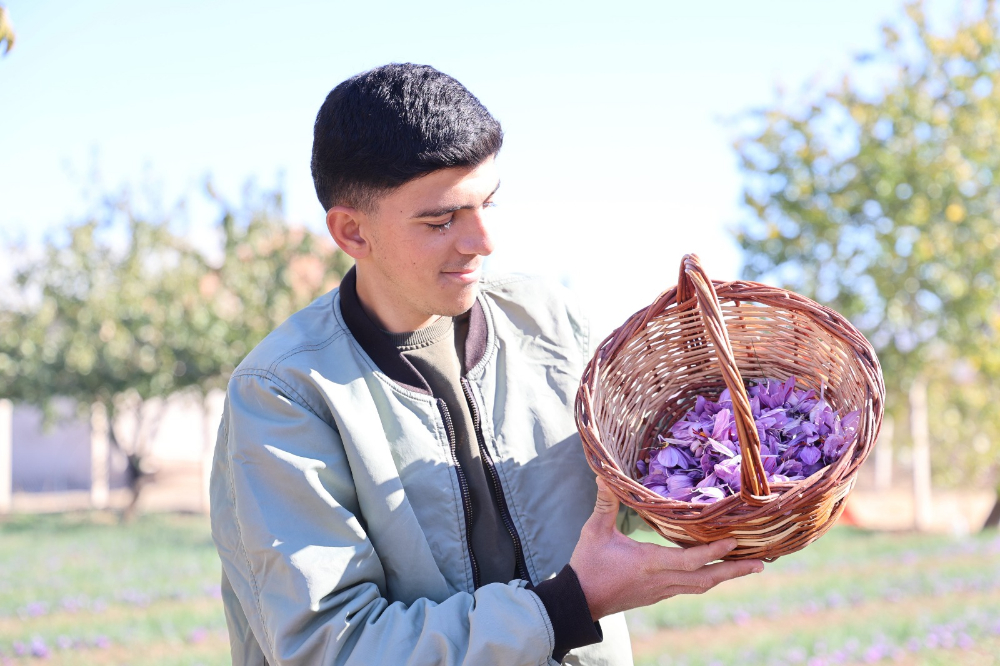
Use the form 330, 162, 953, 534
339, 266, 489, 393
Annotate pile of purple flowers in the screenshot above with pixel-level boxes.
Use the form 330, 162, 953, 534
637, 376, 859, 503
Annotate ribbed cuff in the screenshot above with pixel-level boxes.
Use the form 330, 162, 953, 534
529, 564, 603, 662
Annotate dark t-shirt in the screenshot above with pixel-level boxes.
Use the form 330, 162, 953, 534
383, 314, 517, 585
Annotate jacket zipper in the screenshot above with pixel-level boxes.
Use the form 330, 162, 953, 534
436, 399, 481, 590
460, 378, 531, 583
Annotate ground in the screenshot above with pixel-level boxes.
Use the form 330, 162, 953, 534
0, 512, 997, 665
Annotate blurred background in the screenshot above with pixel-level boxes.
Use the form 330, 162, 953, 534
1, 1, 998, 664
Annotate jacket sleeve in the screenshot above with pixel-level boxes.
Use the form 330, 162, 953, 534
210, 371, 565, 666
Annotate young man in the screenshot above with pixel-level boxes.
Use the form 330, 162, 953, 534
210, 63, 763, 666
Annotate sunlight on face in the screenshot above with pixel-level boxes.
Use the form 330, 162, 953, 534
355, 157, 500, 333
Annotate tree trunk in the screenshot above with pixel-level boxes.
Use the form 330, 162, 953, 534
984, 484, 1000, 531
910, 377, 933, 532
107, 422, 151, 523
0, 399, 12, 514
90, 402, 110, 509
120, 452, 155, 523
874, 415, 894, 492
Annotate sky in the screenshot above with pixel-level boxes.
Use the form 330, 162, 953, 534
0, 0, 961, 339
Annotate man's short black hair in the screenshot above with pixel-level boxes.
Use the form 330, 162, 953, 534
311, 63, 503, 213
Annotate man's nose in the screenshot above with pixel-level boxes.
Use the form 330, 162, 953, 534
458, 211, 495, 256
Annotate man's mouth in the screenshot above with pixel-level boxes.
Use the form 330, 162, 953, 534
442, 266, 481, 283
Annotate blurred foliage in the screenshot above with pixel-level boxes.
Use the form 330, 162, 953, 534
0, 5, 14, 56
199, 182, 352, 392
734, 0, 1000, 486
0, 182, 350, 510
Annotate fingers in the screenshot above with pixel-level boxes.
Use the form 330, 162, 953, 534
593, 478, 619, 515
678, 559, 764, 592
673, 538, 739, 571
587, 478, 620, 532
656, 559, 765, 600
703, 558, 765, 583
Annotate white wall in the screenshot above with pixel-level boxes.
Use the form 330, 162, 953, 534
10, 391, 225, 494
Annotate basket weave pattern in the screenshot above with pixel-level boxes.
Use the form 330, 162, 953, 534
575, 255, 885, 561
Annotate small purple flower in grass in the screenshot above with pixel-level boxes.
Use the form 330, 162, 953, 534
12, 643, 26, 657
56, 636, 72, 650
93, 635, 111, 649
189, 628, 210, 644
30, 637, 49, 659
862, 645, 885, 663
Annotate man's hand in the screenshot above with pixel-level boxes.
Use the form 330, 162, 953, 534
569, 479, 765, 620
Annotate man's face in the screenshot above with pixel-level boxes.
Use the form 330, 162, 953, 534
354, 157, 500, 332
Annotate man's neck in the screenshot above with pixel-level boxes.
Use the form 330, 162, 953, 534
354, 267, 440, 333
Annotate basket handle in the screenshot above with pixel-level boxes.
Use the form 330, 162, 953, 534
677, 254, 773, 504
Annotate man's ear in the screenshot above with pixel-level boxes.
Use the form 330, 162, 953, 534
326, 206, 370, 259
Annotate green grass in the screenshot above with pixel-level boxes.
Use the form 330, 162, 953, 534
1, 512, 998, 665
628, 527, 1000, 666
0, 512, 228, 665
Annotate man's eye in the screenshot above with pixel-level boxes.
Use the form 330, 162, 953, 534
427, 219, 453, 231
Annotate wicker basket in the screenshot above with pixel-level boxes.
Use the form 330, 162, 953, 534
575, 254, 885, 561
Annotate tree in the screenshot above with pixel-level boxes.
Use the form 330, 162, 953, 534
194, 182, 352, 393
0, 183, 350, 518
733, 1, 1000, 528
0, 4, 15, 57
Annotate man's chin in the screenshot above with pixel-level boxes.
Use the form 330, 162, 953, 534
438, 284, 480, 317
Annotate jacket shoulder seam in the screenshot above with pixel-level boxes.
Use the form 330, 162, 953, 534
265, 327, 348, 376
230, 369, 325, 422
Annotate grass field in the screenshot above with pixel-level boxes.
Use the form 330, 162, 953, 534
0, 512, 997, 665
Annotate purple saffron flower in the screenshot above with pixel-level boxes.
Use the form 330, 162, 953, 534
799, 446, 821, 466
665, 486, 695, 501
711, 409, 734, 441
714, 456, 742, 491
707, 438, 737, 458
658, 445, 693, 469
692, 486, 726, 503
823, 434, 847, 459
667, 473, 694, 492
696, 472, 719, 489
638, 375, 855, 501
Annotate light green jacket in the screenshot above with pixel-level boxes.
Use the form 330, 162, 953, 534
210, 274, 635, 665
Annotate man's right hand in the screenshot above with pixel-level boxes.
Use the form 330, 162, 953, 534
568, 479, 765, 621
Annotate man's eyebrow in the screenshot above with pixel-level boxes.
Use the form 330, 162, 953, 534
411, 180, 501, 219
